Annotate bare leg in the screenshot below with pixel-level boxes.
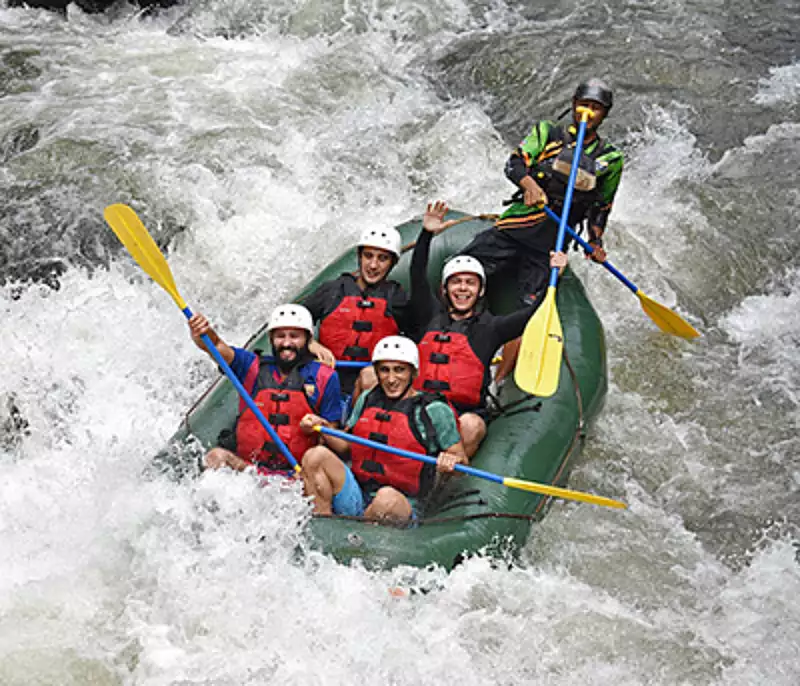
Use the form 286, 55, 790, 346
301, 445, 347, 515
353, 365, 378, 405
364, 486, 413, 522
458, 412, 487, 458
204, 447, 249, 471
495, 337, 520, 382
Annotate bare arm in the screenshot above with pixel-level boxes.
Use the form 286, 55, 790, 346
188, 313, 235, 365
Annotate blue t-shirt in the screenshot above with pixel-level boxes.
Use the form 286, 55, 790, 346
230, 347, 342, 423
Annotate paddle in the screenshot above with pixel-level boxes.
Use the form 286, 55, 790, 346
102, 204, 301, 473
515, 108, 593, 397
313, 425, 625, 509
542, 206, 701, 338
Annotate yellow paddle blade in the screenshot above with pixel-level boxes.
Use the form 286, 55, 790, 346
103, 204, 187, 310
636, 290, 700, 339
514, 287, 563, 397
503, 477, 627, 509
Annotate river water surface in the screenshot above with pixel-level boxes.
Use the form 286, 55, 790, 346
1, 1, 798, 684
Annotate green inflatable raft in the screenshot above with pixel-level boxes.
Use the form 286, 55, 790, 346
162, 212, 608, 571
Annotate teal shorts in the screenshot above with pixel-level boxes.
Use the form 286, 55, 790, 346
331, 467, 419, 523
331, 465, 365, 516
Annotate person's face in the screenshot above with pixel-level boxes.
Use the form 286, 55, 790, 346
270, 327, 308, 365
359, 246, 394, 285
376, 361, 414, 399
573, 99, 608, 129
445, 273, 482, 313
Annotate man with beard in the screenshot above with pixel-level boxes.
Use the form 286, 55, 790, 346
299, 335, 466, 521
302, 225, 410, 399
459, 79, 624, 379
188, 304, 342, 479
410, 202, 568, 457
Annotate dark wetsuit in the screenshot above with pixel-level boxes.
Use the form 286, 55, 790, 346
410, 230, 534, 420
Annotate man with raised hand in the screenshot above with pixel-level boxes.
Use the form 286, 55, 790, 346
188, 304, 341, 476
410, 201, 567, 456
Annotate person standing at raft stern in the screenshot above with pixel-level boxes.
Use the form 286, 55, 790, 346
409, 201, 568, 457
301, 224, 411, 400
300, 335, 467, 522
188, 304, 341, 478
460, 78, 624, 379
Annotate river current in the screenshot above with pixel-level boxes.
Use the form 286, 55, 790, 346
1, 1, 798, 684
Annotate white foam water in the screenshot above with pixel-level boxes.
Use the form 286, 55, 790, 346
1, 4, 798, 685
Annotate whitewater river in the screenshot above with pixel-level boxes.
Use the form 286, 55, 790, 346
1, 1, 798, 684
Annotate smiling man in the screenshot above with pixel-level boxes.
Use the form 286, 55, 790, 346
408, 202, 567, 456
188, 304, 341, 475
299, 335, 466, 522
456, 78, 625, 379
301, 226, 411, 399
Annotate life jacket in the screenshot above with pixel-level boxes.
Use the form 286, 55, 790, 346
349, 389, 440, 497
533, 124, 608, 223
414, 314, 485, 412
235, 357, 318, 470
317, 276, 400, 361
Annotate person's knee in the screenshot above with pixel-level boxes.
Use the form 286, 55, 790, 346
204, 447, 231, 469
301, 445, 332, 472
357, 366, 378, 391
369, 487, 411, 519
459, 415, 487, 455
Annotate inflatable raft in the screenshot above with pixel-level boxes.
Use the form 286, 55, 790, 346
161, 212, 608, 571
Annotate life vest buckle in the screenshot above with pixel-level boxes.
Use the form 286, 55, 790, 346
367, 431, 389, 444
352, 320, 373, 332
433, 333, 451, 343
375, 411, 392, 422
361, 460, 385, 474
343, 345, 369, 358
357, 300, 375, 309
429, 352, 449, 364
424, 380, 451, 392
268, 413, 290, 426
270, 392, 290, 402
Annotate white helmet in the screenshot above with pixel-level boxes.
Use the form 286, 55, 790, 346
371, 335, 419, 372
441, 255, 486, 291
357, 226, 402, 258
267, 304, 314, 335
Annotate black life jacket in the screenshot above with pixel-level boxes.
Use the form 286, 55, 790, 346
534, 125, 607, 224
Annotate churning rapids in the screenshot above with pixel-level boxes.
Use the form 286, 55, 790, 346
1, 1, 798, 684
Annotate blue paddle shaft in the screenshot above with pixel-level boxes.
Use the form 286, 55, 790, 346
542, 205, 639, 295
335, 360, 370, 369
548, 116, 590, 289
181, 306, 299, 470
317, 425, 503, 486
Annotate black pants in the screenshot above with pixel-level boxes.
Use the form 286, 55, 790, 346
460, 225, 554, 306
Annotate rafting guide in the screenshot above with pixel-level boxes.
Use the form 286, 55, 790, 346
460, 78, 625, 381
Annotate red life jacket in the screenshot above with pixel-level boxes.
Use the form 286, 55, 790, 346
349, 390, 440, 497
235, 358, 318, 470
414, 316, 486, 411
317, 276, 400, 361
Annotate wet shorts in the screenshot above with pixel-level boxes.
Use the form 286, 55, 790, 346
332, 466, 419, 523
331, 465, 365, 516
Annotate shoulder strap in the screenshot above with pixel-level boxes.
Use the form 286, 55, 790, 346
410, 393, 442, 455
